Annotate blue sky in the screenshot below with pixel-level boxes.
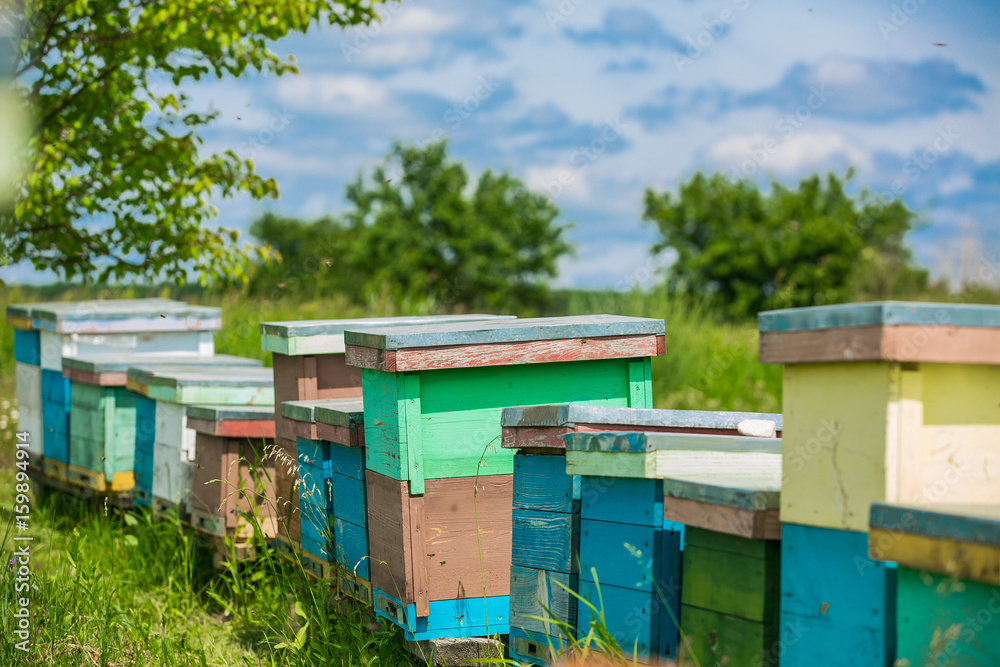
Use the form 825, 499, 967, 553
5, 0, 1000, 289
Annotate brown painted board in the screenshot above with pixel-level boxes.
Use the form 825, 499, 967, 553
664, 496, 781, 540
190, 434, 276, 530
186, 417, 275, 439
315, 422, 364, 448
366, 470, 513, 614
759, 325, 1000, 365
272, 353, 363, 440
346, 335, 664, 372
272, 436, 300, 542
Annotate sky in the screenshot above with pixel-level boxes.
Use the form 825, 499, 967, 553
5, 0, 1000, 289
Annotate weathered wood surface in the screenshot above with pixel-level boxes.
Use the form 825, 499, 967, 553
185, 404, 276, 438
509, 565, 577, 635
760, 324, 1000, 365
680, 605, 774, 667
780, 523, 896, 667
189, 433, 276, 533
565, 430, 782, 454
511, 508, 579, 573
126, 364, 274, 405
577, 578, 678, 662
272, 436, 300, 543
271, 353, 363, 440
346, 314, 666, 350
870, 502, 1000, 545
759, 300, 1000, 332
373, 587, 510, 642
69, 383, 136, 484
512, 452, 579, 514
347, 334, 664, 372
508, 627, 571, 667
133, 395, 157, 506
366, 470, 513, 611
16, 362, 44, 458
41, 329, 215, 371
63, 353, 259, 387
7, 298, 221, 333
315, 398, 365, 446
260, 314, 514, 355
663, 473, 780, 511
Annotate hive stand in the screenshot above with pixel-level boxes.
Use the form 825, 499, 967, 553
343, 315, 665, 644
259, 314, 512, 552
186, 405, 277, 561
62, 353, 257, 496
564, 431, 781, 665
126, 362, 272, 518
7, 299, 221, 478
501, 404, 781, 666
870, 503, 1000, 667
759, 301, 1000, 666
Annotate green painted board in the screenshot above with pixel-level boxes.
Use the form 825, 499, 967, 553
363, 357, 647, 488
895, 567, 1000, 667
663, 474, 781, 511
681, 529, 780, 622
758, 301, 1000, 333
69, 383, 137, 481
680, 605, 776, 667
259, 314, 514, 355
127, 364, 274, 405
346, 314, 665, 350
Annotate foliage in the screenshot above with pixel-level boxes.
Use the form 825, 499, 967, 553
643, 171, 929, 318
249, 140, 574, 312
1, 0, 388, 284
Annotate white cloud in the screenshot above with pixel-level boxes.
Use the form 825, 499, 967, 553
276, 74, 388, 114
813, 59, 868, 85
938, 173, 973, 196
525, 165, 592, 204
707, 130, 873, 174
554, 242, 670, 290
388, 7, 459, 35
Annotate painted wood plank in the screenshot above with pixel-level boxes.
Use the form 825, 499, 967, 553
185, 404, 275, 438
760, 325, 1000, 365
332, 472, 367, 527
346, 334, 662, 372
373, 588, 510, 642
565, 430, 782, 454
126, 364, 274, 405
41, 369, 72, 464
14, 329, 41, 365
780, 523, 896, 667
869, 529, 1000, 586
16, 363, 44, 458
759, 301, 1000, 333
664, 496, 781, 540
512, 453, 580, 514
509, 565, 578, 635
273, 436, 301, 543
362, 369, 404, 481
329, 441, 365, 480
12, 298, 221, 333
314, 398, 365, 428
511, 508, 579, 574
366, 470, 414, 604
663, 473, 780, 511
333, 517, 370, 580
64, 353, 259, 377
402, 374, 424, 494
346, 315, 666, 350
895, 566, 1000, 667
577, 578, 678, 661
152, 441, 192, 505
567, 449, 781, 481
134, 395, 157, 506
870, 502, 1000, 546
680, 605, 775, 667
42, 330, 216, 370
579, 518, 682, 593
508, 626, 572, 667
260, 314, 514, 355
580, 476, 664, 527
681, 540, 779, 622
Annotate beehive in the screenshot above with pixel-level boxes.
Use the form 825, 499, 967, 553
126, 362, 271, 514
259, 314, 512, 549
565, 430, 781, 664
186, 405, 276, 541
501, 404, 781, 665
870, 502, 1000, 667
345, 315, 665, 642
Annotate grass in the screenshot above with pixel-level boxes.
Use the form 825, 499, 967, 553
0, 283, 783, 666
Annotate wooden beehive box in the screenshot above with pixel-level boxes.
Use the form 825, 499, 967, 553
186, 405, 277, 540
7, 299, 221, 473
870, 503, 1000, 667
663, 473, 781, 667
126, 361, 272, 514
759, 301, 1000, 533
260, 314, 513, 551
344, 315, 666, 641
502, 405, 782, 665
565, 430, 781, 664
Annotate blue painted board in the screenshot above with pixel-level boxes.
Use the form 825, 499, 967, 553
333, 518, 369, 580
502, 404, 782, 433
578, 577, 680, 661
580, 476, 663, 527
332, 472, 366, 527
373, 588, 510, 642
297, 437, 332, 473
758, 301, 1000, 333
780, 523, 896, 667
329, 441, 365, 480
134, 395, 156, 506
579, 518, 683, 592
870, 502, 1000, 546
509, 626, 572, 667
345, 315, 666, 350
14, 329, 41, 365
512, 508, 579, 574
41, 369, 72, 463
509, 564, 578, 634
299, 487, 331, 558
513, 453, 580, 514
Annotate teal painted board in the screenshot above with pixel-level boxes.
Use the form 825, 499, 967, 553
332, 472, 366, 527
329, 441, 365, 480
134, 395, 157, 506
870, 502, 1000, 546
14, 329, 41, 365
565, 430, 780, 454
12, 299, 221, 333
69, 384, 137, 481
757, 301, 1000, 333
42, 369, 72, 464
502, 404, 782, 432
509, 564, 578, 635
511, 508, 579, 574
260, 314, 514, 355
314, 398, 365, 428
780, 523, 896, 667
509, 626, 573, 667
345, 314, 665, 350
579, 517, 683, 592
577, 576, 678, 661
896, 567, 1000, 667
580, 476, 664, 527
663, 474, 781, 511
127, 364, 274, 405
513, 452, 580, 514
297, 436, 331, 473
333, 517, 369, 580
373, 588, 509, 642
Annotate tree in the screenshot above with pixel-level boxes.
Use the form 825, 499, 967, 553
643, 171, 928, 318
1, 0, 387, 283
250, 140, 574, 311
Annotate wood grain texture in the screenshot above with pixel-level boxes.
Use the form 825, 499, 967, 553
509, 565, 578, 634
681, 530, 780, 623
511, 508, 579, 574
272, 436, 300, 543
664, 496, 780, 540
346, 335, 660, 372
580, 476, 663, 527
373, 587, 510, 641
185, 417, 275, 439
315, 422, 364, 447
868, 528, 1000, 586
512, 453, 580, 514
366, 470, 513, 606
679, 605, 774, 667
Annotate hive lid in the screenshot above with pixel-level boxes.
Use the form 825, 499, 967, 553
186, 404, 277, 422
564, 430, 781, 454
870, 502, 1000, 546
663, 472, 781, 511
314, 398, 365, 428
64, 352, 260, 375
759, 301, 1000, 333
502, 404, 781, 431
6, 298, 221, 333
260, 314, 515, 355
126, 363, 273, 405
